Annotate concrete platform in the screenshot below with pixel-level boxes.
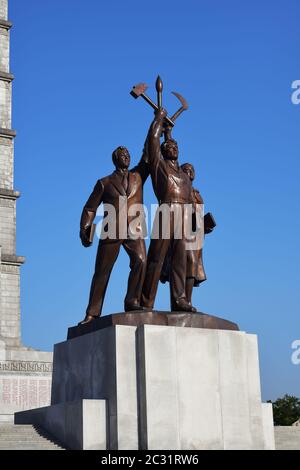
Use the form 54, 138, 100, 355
16, 322, 274, 450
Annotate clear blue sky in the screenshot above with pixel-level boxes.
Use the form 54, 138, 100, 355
9, 0, 300, 401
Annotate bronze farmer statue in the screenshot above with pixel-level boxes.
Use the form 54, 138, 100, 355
79, 147, 149, 324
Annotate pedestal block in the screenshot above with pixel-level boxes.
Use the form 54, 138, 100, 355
15, 313, 275, 450
137, 325, 268, 450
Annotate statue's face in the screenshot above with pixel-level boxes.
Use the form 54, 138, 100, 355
182, 164, 195, 181
116, 147, 130, 169
163, 140, 178, 160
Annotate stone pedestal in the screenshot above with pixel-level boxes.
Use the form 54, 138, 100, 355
15, 313, 275, 450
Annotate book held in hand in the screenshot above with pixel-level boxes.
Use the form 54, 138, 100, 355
204, 212, 216, 232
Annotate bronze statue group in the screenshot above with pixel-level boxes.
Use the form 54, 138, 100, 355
79, 108, 215, 324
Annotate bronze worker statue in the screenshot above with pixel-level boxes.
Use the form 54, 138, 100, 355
79, 77, 215, 321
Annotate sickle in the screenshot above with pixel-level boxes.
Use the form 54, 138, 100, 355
170, 91, 189, 122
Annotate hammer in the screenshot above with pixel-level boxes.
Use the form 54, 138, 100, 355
130, 83, 175, 127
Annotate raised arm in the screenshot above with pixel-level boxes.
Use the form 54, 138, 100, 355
143, 108, 167, 167
80, 179, 104, 247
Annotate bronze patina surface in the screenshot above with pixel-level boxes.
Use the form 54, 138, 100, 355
68, 311, 239, 340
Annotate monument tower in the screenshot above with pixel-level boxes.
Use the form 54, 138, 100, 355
0, 0, 24, 348
0, 0, 52, 422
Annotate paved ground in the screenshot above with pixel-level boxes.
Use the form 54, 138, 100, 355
0, 423, 64, 450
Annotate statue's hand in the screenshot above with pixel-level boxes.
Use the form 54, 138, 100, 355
155, 107, 168, 120
204, 226, 214, 235
80, 228, 92, 248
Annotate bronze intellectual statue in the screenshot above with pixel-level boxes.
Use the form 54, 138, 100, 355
140, 108, 197, 312
79, 147, 149, 324
160, 163, 216, 307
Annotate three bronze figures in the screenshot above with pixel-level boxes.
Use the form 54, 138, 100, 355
79, 77, 216, 324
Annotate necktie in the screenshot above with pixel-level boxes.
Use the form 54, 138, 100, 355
122, 172, 128, 193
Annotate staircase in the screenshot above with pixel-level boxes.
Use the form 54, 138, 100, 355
0, 424, 64, 450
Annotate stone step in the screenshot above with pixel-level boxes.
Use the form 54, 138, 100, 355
0, 428, 38, 432
0, 444, 63, 450
0, 424, 64, 450
0, 434, 53, 437
0, 441, 59, 449
0, 433, 57, 439
0, 444, 63, 449
0, 442, 62, 446
0, 436, 59, 441
0, 446, 63, 450
0, 424, 34, 427
0, 434, 49, 436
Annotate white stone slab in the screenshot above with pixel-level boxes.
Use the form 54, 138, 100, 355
15, 399, 107, 450
262, 403, 275, 450
175, 327, 223, 450
137, 325, 266, 450
218, 330, 252, 449
246, 334, 265, 449
137, 325, 180, 450
51, 325, 138, 450
115, 325, 138, 450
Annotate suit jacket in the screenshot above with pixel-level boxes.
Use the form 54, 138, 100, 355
144, 116, 193, 204
80, 159, 148, 242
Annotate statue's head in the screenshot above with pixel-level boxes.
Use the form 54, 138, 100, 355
161, 139, 178, 161
181, 163, 195, 181
112, 146, 131, 169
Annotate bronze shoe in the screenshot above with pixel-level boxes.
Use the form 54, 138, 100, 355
125, 303, 149, 312
172, 300, 197, 313
78, 315, 98, 325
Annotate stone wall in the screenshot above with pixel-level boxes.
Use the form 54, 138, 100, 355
0, 198, 16, 254
0, 0, 8, 20
0, 261, 20, 344
0, 28, 9, 72
0, 80, 11, 128
0, 136, 13, 189
0, 355, 53, 422
275, 426, 300, 450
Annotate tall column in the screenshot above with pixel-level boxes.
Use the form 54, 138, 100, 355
0, 0, 24, 348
